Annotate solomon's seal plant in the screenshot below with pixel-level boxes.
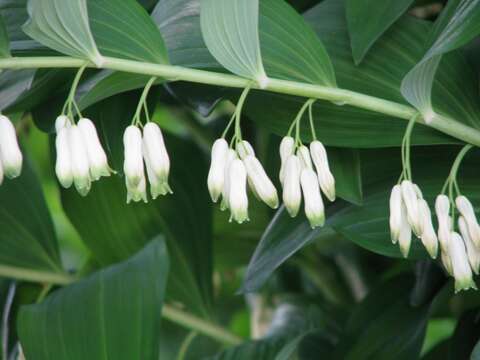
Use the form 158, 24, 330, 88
1, 0, 480, 359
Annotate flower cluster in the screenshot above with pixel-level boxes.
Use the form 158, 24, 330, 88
123, 123, 171, 203
55, 116, 111, 196
280, 137, 335, 228
0, 115, 23, 184
208, 138, 278, 223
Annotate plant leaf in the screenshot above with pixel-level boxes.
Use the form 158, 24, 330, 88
18, 239, 169, 360
60, 94, 213, 317
22, 0, 104, 65
0, 157, 62, 275
401, 0, 480, 122
200, 0, 268, 85
88, 0, 169, 63
0, 13, 9, 57
0, 69, 35, 111
346, 0, 414, 64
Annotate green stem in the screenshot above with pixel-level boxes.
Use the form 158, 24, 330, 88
233, 85, 253, 142
308, 100, 317, 141
1, 56, 479, 147
63, 63, 88, 119
0, 265, 76, 285
133, 76, 157, 125
162, 304, 242, 346
176, 332, 198, 360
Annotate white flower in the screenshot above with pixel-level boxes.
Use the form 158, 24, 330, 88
297, 145, 312, 169
243, 155, 278, 209
282, 155, 302, 217
449, 232, 477, 293
236, 140, 255, 159
221, 149, 238, 211
401, 180, 422, 236
207, 138, 229, 202
55, 115, 70, 132
123, 125, 146, 203
300, 167, 325, 228
455, 196, 480, 247
78, 118, 110, 181
458, 216, 480, 275
418, 199, 438, 259
279, 136, 295, 184
435, 195, 451, 253
389, 185, 402, 244
442, 251, 453, 276
310, 141, 335, 202
55, 127, 73, 189
227, 159, 249, 224
68, 125, 91, 196
0, 115, 23, 179
143, 122, 171, 198
398, 202, 412, 258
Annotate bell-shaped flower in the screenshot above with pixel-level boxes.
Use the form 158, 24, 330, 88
207, 138, 229, 202
283, 155, 302, 217
449, 232, 477, 293
435, 195, 451, 252
442, 251, 453, 276
458, 216, 480, 275
279, 136, 294, 184
297, 145, 313, 169
68, 125, 91, 196
309, 141, 335, 202
236, 140, 255, 159
227, 158, 249, 224
221, 149, 237, 211
143, 122, 171, 195
243, 155, 278, 209
401, 180, 422, 236
389, 185, 402, 244
0, 115, 23, 179
78, 118, 110, 181
418, 199, 438, 259
126, 175, 148, 204
398, 202, 412, 258
55, 127, 73, 189
144, 150, 172, 199
55, 115, 70, 132
300, 167, 325, 228
123, 125, 145, 188
455, 195, 480, 247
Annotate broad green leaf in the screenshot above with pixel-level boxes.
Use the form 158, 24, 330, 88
0, 13, 9, 57
88, 0, 169, 63
333, 276, 428, 360
22, 0, 104, 65
200, 0, 268, 85
0, 157, 62, 275
259, 0, 336, 86
346, 0, 414, 64
18, 239, 169, 360
401, 0, 480, 122
60, 94, 213, 317
448, 310, 480, 359
0, 69, 34, 111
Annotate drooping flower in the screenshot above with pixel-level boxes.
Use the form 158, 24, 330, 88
418, 199, 438, 259
279, 136, 295, 184
78, 118, 110, 181
221, 149, 238, 211
300, 167, 325, 228
389, 185, 402, 244
123, 125, 147, 203
310, 140, 335, 202
207, 138, 229, 202
398, 202, 412, 258
456, 195, 480, 247
283, 155, 302, 217
435, 195, 451, 253
0, 115, 23, 179
55, 126, 73, 189
68, 125, 91, 196
401, 180, 422, 236
236, 140, 255, 159
227, 158, 249, 224
243, 155, 279, 209
449, 232, 477, 293
458, 216, 480, 275
297, 145, 313, 169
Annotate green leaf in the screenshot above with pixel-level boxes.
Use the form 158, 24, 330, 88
200, 0, 268, 85
88, 0, 169, 63
0, 13, 10, 57
346, 0, 414, 64
18, 239, 169, 360
60, 94, 213, 317
401, 0, 480, 122
448, 309, 480, 359
259, 0, 336, 86
0, 69, 34, 111
0, 157, 62, 276
22, 0, 104, 65
334, 276, 428, 360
